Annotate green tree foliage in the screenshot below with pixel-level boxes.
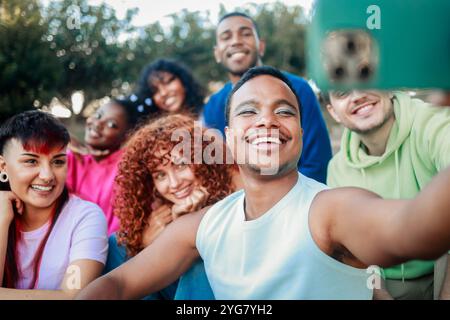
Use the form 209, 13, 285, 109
162, 10, 218, 82
252, 2, 307, 74
0, 0, 59, 122
0, 0, 309, 122
43, 0, 137, 105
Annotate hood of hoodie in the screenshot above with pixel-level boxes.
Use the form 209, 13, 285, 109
341, 91, 418, 169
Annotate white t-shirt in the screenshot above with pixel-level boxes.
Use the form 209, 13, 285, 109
16, 195, 108, 289
197, 173, 373, 299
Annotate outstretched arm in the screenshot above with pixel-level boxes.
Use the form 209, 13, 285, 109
76, 208, 208, 300
315, 166, 450, 268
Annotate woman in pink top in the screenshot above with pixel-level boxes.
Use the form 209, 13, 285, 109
0, 111, 107, 298
66, 97, 148, 235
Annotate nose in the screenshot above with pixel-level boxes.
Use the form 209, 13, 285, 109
230, 32, 243, 46
167, 171, 182, 190
88, 116, 103, 131
350, 90, 367, 104
39, 163, 55, 184
157, 85, 168, 98
93, 120, 103, 131
255, 110, 280, 129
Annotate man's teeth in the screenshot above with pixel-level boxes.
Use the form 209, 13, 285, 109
230, 52, 246, 58
250, 137, 282, 145
354, 104, 373, 115
31, 185, 53, 191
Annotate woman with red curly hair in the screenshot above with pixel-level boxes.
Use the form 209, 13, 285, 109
104, 114, 239, 300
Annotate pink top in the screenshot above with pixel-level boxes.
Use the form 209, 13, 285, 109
16, 196, 108, 289
66, 149, 123, 235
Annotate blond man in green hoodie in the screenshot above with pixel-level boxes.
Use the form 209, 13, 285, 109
326, 90, 450, 299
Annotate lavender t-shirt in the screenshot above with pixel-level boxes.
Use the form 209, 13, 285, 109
16, 196, 108, 290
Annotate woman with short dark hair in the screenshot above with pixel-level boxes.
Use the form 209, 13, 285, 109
0, 110, 107, 298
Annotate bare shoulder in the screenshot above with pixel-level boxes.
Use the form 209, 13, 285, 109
313, 187, 380, 214
310, 187, 381, 227
309, 187, 381, 255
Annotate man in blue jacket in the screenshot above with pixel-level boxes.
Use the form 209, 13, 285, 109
202, 12, 332, 183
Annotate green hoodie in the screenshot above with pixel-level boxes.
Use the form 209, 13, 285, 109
327, 92, 450, 280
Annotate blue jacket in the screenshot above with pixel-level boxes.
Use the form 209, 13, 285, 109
202, 71, 332, 183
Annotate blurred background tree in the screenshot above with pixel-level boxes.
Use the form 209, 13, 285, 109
0, 0, 309, 124
44, 0, 136, 104
0, 0, 59, 123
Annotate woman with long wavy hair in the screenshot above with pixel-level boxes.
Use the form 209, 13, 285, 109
105, 113, 239, 299
137, 59, 205, 118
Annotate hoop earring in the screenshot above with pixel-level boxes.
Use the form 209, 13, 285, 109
0, 171, 8, 183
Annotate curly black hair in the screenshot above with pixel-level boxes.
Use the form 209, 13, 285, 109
137, 59, 205, 116
111, 96, 151, 130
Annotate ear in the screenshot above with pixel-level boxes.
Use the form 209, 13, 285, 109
0, 155, 6, 172
213, 45, 221, 64
326, 103, 342, 124
258, 39, 266, 58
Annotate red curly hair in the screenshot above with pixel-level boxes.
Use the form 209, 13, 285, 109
115, 113, 235, 256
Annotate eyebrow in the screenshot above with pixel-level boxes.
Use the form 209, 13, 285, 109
273, 99, 298, 111
20, 153, 39, 158
233, 98, 298, 113
171, 155, 189, 164
218, 29, 231, 37
20, 153, 67, 158
218, 26, 253, 37
53, 153, 67, 158
233, 99, 259, 113
238, 26, 253, 32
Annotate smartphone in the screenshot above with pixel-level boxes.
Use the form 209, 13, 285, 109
307, 0, 450, 91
